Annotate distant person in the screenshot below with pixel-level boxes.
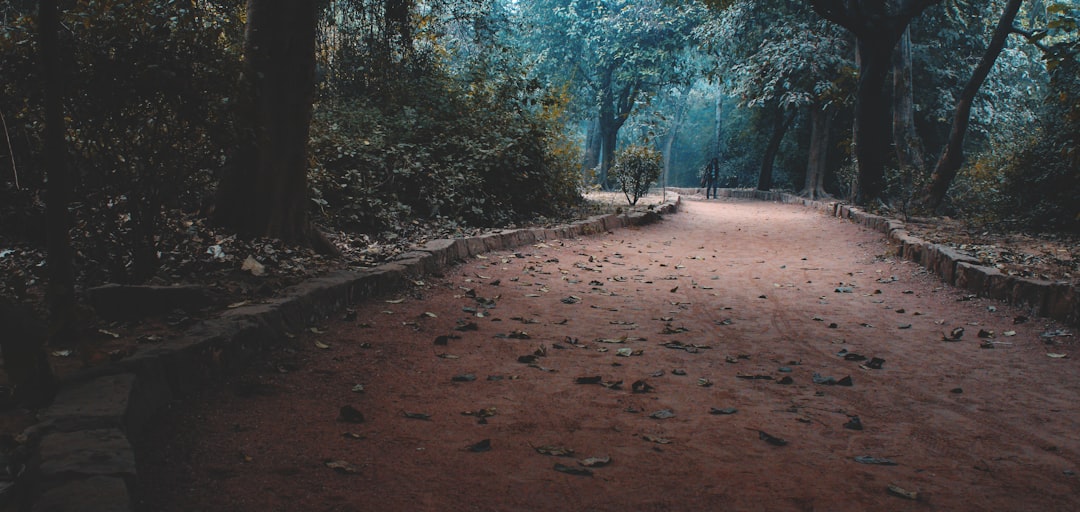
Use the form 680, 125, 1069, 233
701, 157, 720, 199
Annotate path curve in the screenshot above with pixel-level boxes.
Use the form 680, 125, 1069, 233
141, 198, 1080, 512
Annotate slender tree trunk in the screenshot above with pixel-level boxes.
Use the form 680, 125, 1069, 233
758, 106, 794, 191
662, 87, 691, 188
924, 0, 1023, 212
582, 118, 601, 173
215, 0, 334, 252
714, 93, 723, 163
804, 104, 833, 200
892, 27, 925, 177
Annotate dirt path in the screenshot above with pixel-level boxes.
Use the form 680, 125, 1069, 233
139, 198, 1079, 512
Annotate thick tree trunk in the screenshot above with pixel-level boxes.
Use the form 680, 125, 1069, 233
757, 106, 793, 192
15, 0, 64, 407
806, 0, 943, 205
924, 0, 1023, 212
851, 38, 896, 205
803, 104, 833, 200
892, 27, 925, 176
215, 0, 333, 252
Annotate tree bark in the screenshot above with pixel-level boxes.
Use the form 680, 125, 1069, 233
805, 0, 943, 205
41, 0, 74, 339
924, 0, 1024, 212
215, 0, 333, 252
850, 37, 896, 204
582, 118, 601, 173
662, 86, 691, 189
892, 26, 925, 177
757, 106, 794, 192
803, 103, 833, 200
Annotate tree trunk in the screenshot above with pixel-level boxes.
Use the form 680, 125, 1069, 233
758, 106, 794, 191
41, 0, 74, 339
851, 37, 896, 205
803, 104, 833, 200
924, 0, 1023, 212
12, 0, 65, 407
714, 93, 723, 162
662, 86, 691, 189
892, 26, 925, 177
582, 118, 601, 174
215, 0, 333, 252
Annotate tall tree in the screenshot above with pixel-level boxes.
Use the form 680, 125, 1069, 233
707, 1, 852, 193
923, 0, 1025, 211
892, 27, 926, 178
520, 0, 701, 186
215, 0, 333, 252
805, 0, 942, 205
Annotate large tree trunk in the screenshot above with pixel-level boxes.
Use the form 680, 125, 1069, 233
757, 106, 794, 191
851, 37, 896, 204
714, 93, 723, 162
215, 0, 333, 252
10, 0, 65, 407
806, 0, 943, 205
803, 104, 833, 200
892, 27, 925, 176
924, 0, 1023, 212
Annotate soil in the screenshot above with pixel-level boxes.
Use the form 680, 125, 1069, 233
137, 198, 1079, 512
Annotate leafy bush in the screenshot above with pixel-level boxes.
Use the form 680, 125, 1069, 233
611, 145, 662, 206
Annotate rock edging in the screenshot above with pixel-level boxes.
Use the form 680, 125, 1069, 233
673, 187, 1079, 327
21, 197, 680, 512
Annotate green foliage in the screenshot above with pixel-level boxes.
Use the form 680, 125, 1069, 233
0, 0, 243, 281
610, 145, 662, 205
309, 56, 583, 232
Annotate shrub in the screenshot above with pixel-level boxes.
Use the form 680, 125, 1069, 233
611, 145, 662, 206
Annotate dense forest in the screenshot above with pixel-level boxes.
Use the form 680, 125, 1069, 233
0, 1, 1078, 400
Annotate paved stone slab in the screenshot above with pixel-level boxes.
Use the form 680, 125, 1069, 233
33, 476, 130, 512
39, 429, 135, 481
39, 374, 134, 433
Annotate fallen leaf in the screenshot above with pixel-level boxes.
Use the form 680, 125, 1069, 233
314, 341, 331, 350
649, 409, 676, 419
578, 456, 611, 468
324, 460, 360, 474
467, 439, 492, 452
757, 430, 788, 446
1047, 353, 1069, 359
642, 435, 671, 444
402, 411, 432, 420
338, 405, 365, 424
534, 445, 575, 457
384, 298, 405, 304
854, 455, 897, 466
887, 484, 918, 500
553, 463, 592, 476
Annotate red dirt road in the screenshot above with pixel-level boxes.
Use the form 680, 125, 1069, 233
139, 198, 1080, 512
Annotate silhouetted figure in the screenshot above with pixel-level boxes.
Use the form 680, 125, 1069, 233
701, 157, 720, 199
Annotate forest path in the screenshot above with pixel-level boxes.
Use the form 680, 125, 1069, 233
140, 198, 1080, 511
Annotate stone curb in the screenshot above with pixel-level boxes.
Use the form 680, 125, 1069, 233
20, 196, 680, 512
672, 187, 1079, 326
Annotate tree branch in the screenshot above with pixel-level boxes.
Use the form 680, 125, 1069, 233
1009, 26, 1053, 54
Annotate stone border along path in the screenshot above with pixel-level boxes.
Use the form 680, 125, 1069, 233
668, 187, 1077, 326
22, 188, 1079, 512
20, 200, 679, 512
